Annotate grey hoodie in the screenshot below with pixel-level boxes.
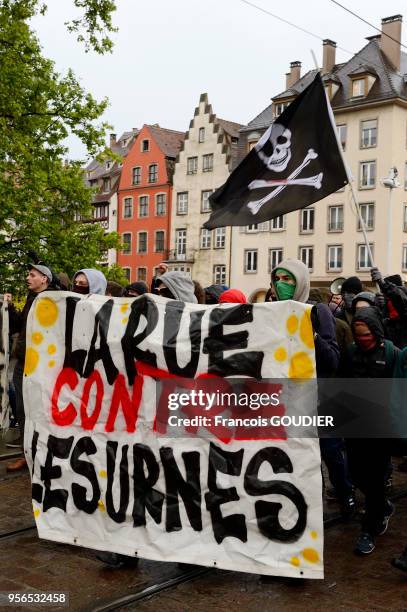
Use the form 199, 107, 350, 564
73, 268, 107, 295
271, 258, 310, 303
159, 271, 197, 303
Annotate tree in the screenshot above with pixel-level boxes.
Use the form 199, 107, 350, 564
0, 0, 120, 292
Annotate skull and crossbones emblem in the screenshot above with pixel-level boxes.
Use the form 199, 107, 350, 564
247, 123, 323, 215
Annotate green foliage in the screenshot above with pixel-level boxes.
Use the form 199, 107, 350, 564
0, 0, 121, 293
105, 264, 130, 287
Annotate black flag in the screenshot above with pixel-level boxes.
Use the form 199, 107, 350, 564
204, 73, 348, 229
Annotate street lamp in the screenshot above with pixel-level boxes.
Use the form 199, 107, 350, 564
381, 166, 400, 275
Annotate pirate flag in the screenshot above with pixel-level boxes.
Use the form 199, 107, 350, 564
204, 73, 348, 229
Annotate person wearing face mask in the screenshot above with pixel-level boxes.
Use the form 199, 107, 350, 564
337, 276, 363, 325
271, 260, 339, 377
72, 268, 107, 296
339, 307, 399, 555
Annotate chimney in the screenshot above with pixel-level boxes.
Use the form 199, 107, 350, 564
322, 39, 336, 73
286, 61, 301, 88
109, 133, 117, 147
380, 15, 402, 71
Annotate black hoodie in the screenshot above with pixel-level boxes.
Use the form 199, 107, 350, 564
340, 307, 398, 378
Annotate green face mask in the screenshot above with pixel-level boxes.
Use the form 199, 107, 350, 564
275, 280, 296, 301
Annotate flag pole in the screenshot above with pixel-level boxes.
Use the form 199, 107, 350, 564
310, 51, 376, 268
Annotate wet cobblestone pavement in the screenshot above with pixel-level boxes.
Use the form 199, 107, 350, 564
0, 460, 406, 611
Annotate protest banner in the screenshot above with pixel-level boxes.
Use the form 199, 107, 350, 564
0, 297, 10, 429
24, 291, 323, 579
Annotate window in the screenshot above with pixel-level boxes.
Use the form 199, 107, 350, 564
156, 193, 166, 216
137, 268, 147, 282
132, 167, 141, 185
200, 228, 211, 249
357, 244, 374, 270
148, 164, 158, 183
352, 78, 365, 97
357, 203, 375, 230
137, 232, 147, 253
327, 245, 342, 271
141, 139, 149, 152
403, 245, 407, 271
73, 211, 82, 222
215, 227, 226, 248
103, 177, 110, 192
244, 249, 258, 273
123, 197, 133, 218
155, 230, 165, 252
139, 196, 149, 217
202, 154, 213, 172
328, 205, 343, 231
274, 101, 290, 117
177, 192, 188, 214
199, 127, 205, 143
268, 248, 283, 272
247, 224, 258, 232
359, 161, 376, 188
122, 233, 132, 255
187, 157, 198, 175
361, 119, 377, 148
175, 229, 186, 257
300, 208, 314, 233
106, 161, 112, 170
270, 215, 285, 231
337, 124, 347, 150
201, 190, 212, 212
123, 268, 131, 281
299, 246, 314, 270
404, 204, 407, 231
213, 265, 226, 285
93, 204, 108, 219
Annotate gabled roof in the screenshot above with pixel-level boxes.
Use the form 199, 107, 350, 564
147, 125, 185, 158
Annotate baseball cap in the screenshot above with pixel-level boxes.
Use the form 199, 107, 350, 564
28, 263, 52, 283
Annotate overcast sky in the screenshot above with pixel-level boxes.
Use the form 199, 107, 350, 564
32, 0, 407, 160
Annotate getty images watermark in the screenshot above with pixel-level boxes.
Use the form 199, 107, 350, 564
154, 378, 407, 440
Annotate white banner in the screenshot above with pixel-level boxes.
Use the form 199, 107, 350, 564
0, 298, 10, 429
24, 292, 323, 579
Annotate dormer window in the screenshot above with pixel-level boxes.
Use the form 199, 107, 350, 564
141, 139, 149, 152
352, 78, 366, 97
324, 79, 340, 100
274, 101, 290, 118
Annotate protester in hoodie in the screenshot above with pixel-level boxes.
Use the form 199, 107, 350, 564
6, 263, 53, 472
351, 291, 378, 313
106, 281, 124, 297
204, 284, 228, 305
371, 268, 407, 350
72, 268, 107, 295
271, 259, 340, 377
218, 289, 247, 304
157, 271, 197, 303
337, 276, 363, 325
339, 307, 399, 555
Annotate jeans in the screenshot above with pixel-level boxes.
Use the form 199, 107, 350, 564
320, 438, 353, 501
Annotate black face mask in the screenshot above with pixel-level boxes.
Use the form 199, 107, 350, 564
73, 284, 89, 295
158, 286, 174, 299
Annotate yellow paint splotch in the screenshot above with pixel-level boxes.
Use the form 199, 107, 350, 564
24, 347, 39, 376
290, 556, 301, 567
48, 360, 55, 368
302, 548, 320, 564
274, 347, 287, 362
35, 297, 58, 327
288, 351, 314, 379
33, 509, 40, 518
99, 470, 107, 478
32, 332, 43, 345
310, 531, 318, 540
47, 344, 56, 355
300, 310, 314, 349
120, 303, 129, 313
121, 317, 128, 325
98, 500, 106, 512
286, 314, 298, 335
